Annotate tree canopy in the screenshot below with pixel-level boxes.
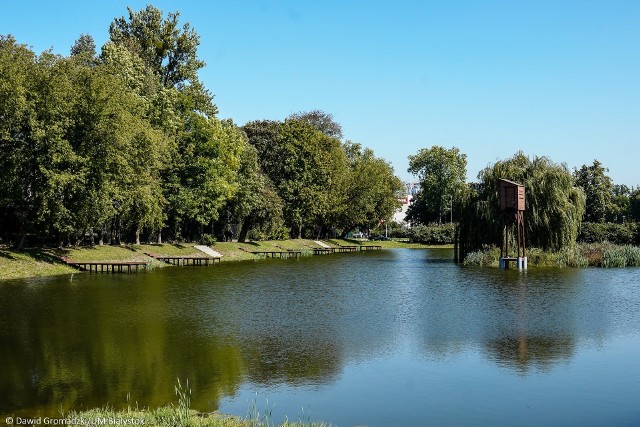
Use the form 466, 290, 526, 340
109, 5, 205, 89
574, 160, 619, 223
0, 10, 403, 247
456, 152, 586, 259
407, 146, 467, 224
243, 120, 401, 238
288, 110, 343, 140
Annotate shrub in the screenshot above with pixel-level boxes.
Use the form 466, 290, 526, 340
463, 247, 499, 266
200, 234, 217, 246
408, 223, 455, 244
578, 222, 638, 245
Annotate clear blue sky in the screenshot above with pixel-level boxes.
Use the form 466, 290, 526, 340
2, 1, 639, 185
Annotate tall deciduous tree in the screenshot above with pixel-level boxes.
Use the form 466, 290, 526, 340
109, 6, 204, 88
338, 142, 403, 236
610, 184, 631, 223
224, 144, 285, 242
407, 146, 467, 224
69, 57, 148, 245
0, 38, 84, 248
163, 116, 244, 241
244, 120, 342, 238
288, 110, 343, 140
574, 160, 614, 223
630, 187, 640, 222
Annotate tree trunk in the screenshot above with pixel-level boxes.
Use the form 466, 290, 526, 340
89, 228, 95, 246
135, 227, 141, 245
238, 218, 251, 243
297, 224, 302, 239
75, 228, 86, 246
16, 230, 26, 250
99, 223, 104, 246
115, 217, 121, 245
157, 229, 162, 244
110, 218, 116, 245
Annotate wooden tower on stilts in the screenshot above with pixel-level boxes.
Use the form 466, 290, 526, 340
499, 179, 527, 270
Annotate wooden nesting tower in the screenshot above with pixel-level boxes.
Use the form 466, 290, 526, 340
499, 179, 527, 269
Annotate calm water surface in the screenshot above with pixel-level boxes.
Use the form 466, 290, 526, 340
1, 249, 640, 426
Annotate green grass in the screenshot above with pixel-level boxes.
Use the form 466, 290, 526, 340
67, 405, 331, 427
65, 380, 333, 427
210, 239, 323, 262
1, 238, 454, 281
327, 238, 453, 249
0, 247, 77, 279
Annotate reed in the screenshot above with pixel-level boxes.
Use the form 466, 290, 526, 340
601, 245, 640, 268
66, 381, 332, 427
462, 243, 640, 268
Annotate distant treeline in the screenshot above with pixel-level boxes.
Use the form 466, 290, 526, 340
0, 6, 403, 249
403, 146, 640, 258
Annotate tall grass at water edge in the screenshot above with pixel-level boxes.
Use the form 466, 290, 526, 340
463, 243, 640, 268
601, 245, 640, 268
63, 379, 333, 427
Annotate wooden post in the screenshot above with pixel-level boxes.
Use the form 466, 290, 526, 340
505, 222, 509, 259
522, 214, 526, 257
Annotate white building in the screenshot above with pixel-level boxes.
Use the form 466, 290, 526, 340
392, 182, 420, 225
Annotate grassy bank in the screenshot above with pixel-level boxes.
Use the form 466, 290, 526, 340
0, 248, 78, 279
463, 242, 640, 268
328, 238, 453, 249
0, 239, 450, 280
61, 381, 333, 427
66, 406, 330, 427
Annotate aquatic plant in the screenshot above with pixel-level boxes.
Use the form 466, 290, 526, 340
602, 245, 640, 268
463, 248, 499, 266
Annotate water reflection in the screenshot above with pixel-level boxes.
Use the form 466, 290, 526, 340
485, 335, 574, 373
1, 250, 639, 419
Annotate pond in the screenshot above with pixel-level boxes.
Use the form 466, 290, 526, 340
1, 249, 639, 426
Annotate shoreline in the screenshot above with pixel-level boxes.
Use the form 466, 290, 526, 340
0, 239, 453, 281
3, 240, 639, 281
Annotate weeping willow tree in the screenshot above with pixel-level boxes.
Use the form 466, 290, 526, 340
457, 152, 586, 261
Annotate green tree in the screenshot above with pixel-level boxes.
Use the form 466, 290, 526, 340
70, 34, 97, 66
457, 152, 586, 260
107, 5, 232, 242
244, 120, 342, 238
0, 38, 85, 248
610, 184, 631, 223
164, 116, 244, 241
288, 110, 343, 139
407, 146, 467, 224
337, 142, 403, 236
630, 187, 640, 222
574, 160, 614, 223
109, 5, 205, 90
67, 58, 136, 245
108, 5, 216, 119
224, 144, 285, 242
